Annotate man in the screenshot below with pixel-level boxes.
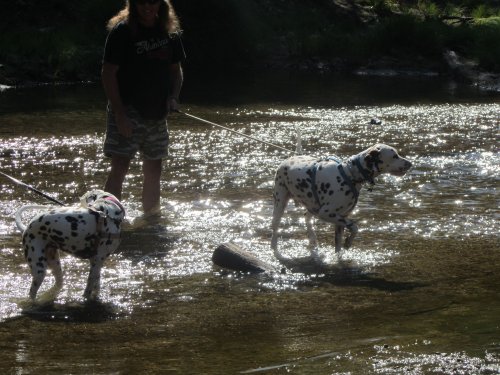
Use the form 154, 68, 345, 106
102, 0, 184, 214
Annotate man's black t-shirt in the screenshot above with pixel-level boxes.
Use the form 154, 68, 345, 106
103, 22, 185, 120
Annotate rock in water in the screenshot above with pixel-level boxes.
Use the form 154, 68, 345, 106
212, 242, 274, 273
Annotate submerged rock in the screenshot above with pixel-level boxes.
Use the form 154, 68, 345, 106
212, 242, 275, 273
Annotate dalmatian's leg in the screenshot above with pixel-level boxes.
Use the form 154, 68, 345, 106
304, 211, 318, 249
271, 180, 290, 252
318, 208, 358, 251
84, 256, 103, 300
305, 211, 327, 262
27, 250, 47, 301
343, 219, 358, 249
334, 225, 344, 253
44, 246, 63, 299
27, 245, 64, 303
23, 235, 51, 301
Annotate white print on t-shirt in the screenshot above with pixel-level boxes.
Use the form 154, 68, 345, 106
135, 38, 169, 54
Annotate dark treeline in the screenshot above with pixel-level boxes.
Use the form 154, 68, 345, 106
0, 0, 499, 85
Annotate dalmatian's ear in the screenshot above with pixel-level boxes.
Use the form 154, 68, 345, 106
365, 147, 381, 172
80, 189, 106, 208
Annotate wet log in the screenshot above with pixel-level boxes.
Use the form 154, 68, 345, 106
212, 242, 274, 273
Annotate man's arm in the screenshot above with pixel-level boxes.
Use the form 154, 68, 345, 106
167, 63, 183, 113
102, 62, 133, 137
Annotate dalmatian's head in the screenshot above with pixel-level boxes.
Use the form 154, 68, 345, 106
80, 189, 125, 222
364, 144, 412, 177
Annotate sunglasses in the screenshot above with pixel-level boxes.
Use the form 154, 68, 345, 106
135, 0, 161, 5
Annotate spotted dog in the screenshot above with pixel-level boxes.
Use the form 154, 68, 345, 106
271, 144, 412, 259
15, 190, 125, 301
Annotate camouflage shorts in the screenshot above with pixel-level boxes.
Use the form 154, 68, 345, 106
103, 106, 169, 160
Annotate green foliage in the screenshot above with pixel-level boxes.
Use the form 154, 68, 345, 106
0, 0, 122, 81
417, 0, 442, 18
472, 4, 500, 18
173, 0, 273, 66
469, 17, 500, 69
375, 15, 443, 56
368, 0, 400, 14
0, 0, 499, 83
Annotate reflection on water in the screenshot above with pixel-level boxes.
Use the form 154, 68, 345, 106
0, 73, 499, 374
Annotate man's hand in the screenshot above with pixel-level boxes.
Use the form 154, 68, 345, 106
115, 111, 134, 138
167, 97, 179, 114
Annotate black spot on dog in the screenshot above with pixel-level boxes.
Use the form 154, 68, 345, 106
298, 179, 309, 190
49, 234, 65, 243
85, 234, 97, 242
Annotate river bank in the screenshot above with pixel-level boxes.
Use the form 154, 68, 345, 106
2, 52, 499, 94
1, 0, 499, 90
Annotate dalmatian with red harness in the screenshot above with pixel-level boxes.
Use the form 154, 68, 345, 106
15, 189, 125, 301
271, 144, 412, 261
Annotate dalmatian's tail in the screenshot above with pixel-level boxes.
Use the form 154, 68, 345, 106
295, 129, 303, 155
14, 205, 50, 232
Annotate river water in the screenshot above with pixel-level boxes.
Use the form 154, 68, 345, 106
0, 72, 499, 374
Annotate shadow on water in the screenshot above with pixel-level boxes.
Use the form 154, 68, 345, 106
119, 225, 179, 263
216, 253, 427, 293
255, 269, 426, 293
12, 300, 124, 324
309, 271, 427, 292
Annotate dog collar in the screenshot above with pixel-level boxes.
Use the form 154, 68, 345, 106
104, 195, 126, 216
352, 157, 375, 186
88, 201, 123, 229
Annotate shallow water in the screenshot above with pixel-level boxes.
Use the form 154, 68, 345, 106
0, 72, 499, 374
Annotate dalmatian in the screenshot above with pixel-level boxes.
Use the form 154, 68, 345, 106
271, 144, 412, 260
15, 189, 125, 301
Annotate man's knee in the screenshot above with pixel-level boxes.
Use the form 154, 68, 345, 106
110, 156, 131, 176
